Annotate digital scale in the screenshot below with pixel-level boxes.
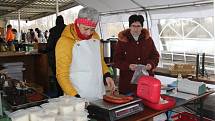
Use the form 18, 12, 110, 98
87, 98, 144, 121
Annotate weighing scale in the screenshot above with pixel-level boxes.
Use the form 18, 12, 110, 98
87, 98, 144, 121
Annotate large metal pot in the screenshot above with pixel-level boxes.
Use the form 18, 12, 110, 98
101, 38, 118, 63
101, 39, 111, 63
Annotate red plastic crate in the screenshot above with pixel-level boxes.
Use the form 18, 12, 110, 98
171, 112, 214, 121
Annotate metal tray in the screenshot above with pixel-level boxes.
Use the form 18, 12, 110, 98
3, 88, 49, 110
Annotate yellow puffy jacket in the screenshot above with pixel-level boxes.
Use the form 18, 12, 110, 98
55, 24, 110, 96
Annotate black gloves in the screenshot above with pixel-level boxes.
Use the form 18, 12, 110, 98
75, 94, 81, 98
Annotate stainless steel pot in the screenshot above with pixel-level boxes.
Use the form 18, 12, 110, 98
101, 38, 118, 63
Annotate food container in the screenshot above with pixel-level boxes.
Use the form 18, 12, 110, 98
59, 102, 74, 115
71, 111, 89, 121
40, 102, 59, 114
73, 99, 86, 111
55, 115, 74, 121
36, 112, 56, 121
9, 109, 29, 121
27, 106, 43, 121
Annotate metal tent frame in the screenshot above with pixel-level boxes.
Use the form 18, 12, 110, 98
0, 0, 79, 20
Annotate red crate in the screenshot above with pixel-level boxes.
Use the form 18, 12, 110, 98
171, 112, 214, 121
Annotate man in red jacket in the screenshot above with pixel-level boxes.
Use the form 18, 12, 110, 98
114, 14, 159, 95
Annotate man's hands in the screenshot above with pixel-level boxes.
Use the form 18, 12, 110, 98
106, 77, 116, 92
129, 63, 152, 71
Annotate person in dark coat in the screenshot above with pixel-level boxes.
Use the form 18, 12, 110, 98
47, 15, 66, 97
114, 14, 160, 95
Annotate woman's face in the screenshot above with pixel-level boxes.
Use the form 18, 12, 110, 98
78, 24, 96, 38
130, 21, 142, 36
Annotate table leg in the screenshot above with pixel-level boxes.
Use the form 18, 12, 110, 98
0, 91, 3, 116
198, 98, 204, 121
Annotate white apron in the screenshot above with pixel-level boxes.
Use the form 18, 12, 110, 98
69, 39, 105, 101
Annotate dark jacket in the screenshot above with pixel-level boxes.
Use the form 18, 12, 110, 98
114, 28, 159, 94
47, 16, 66, 97
47, 20, 66, 74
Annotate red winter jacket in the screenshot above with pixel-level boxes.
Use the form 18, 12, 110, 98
114, 28, 159, 94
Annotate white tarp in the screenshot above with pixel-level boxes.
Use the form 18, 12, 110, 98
150, 4, 213, 20
76, 0, 214, 54
76, 0, 139, 13
76, 0, 213, 14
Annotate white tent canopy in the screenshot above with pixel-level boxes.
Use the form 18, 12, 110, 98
76, 0, 214, 55
76, 0, 213, 14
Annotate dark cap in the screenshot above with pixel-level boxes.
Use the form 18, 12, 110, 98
129, 14, 144, 27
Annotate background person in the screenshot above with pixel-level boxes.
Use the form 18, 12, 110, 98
47, 15, 66, 97
5, 24, 15, 51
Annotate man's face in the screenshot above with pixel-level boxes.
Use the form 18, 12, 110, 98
78, 24, 96, 38
130, 22, 142, 36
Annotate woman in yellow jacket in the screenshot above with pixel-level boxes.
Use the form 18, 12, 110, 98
55, 7, 115, 101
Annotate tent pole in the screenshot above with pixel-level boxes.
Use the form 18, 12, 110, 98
18, 10, 21, 41
98, 17, 103, 39
144, 10, 150, 30
56, 0, 59, 17
130, 0, 150, 29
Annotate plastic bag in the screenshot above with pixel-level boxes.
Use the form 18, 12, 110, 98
153, 113, 167, 121
130, 65, 149, 84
